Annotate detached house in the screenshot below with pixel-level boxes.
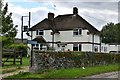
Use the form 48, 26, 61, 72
28, 7, 103, 52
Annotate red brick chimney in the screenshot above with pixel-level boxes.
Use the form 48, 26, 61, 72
73, 7, 78, 14
48, 12, 54, 20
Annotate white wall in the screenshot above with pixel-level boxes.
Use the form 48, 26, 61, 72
82, 44, 92, 52
108, 45, 120, 52
54, 30, 89, 42
28, 29, 101, 52
54, 30, 100, 43
94, 35, 100, 43
29, 30, 53, 42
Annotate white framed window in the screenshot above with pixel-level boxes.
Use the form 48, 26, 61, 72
104, 47, 107, 52
101, 46, 103, 51
33, 44, 39, 50
36, 30, 44, 35
73, 28, 82, 35
33, 44, 43, 50
94, 46, 98, 52
73, 44, 81, 51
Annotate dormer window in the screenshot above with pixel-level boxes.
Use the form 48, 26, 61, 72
36, 30, 44, 35
73, 28, 82, 35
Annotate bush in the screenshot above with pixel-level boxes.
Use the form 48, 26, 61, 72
9, 43, 28, 51
9, 43, 28, 57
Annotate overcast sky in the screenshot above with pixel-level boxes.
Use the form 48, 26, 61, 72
4, 0, 119, 38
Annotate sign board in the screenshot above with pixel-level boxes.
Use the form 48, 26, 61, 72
27, 40, 37, 44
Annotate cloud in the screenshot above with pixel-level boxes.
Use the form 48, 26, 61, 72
7, 2, 50, 38
6, 1, 118, 38
33, 0, 119, 2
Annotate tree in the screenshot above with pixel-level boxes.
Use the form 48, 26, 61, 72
116, 23, 120, 44
0, 0, 3, 33
0, 3, 18, 40
0, 3, 18, 46
101, 22, 120, 44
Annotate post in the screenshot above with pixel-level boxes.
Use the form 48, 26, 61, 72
13, 50, 16, 65
28, 12, 31, 29
21, 16, 23, 43
31, 31, 33, 67
28, 12, 33, 67
20, 50, 22, 65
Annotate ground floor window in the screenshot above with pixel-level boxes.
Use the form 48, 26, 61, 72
104, 47, 107, 52
73, 44, 81, 51
32, 44, 43, 50
94, 46, 98, 52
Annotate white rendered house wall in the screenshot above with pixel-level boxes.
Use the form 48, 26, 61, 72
28, 29, 101, 52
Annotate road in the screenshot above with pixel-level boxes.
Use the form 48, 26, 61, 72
85, 71, 120, 78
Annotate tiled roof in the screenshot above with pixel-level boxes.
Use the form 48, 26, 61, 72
30, 13, 100, 34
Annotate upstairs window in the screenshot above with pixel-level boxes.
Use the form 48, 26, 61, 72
73, 28, 82, 35
36, 30, 44, 35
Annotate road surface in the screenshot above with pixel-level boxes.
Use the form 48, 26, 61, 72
86, 71, 120, 78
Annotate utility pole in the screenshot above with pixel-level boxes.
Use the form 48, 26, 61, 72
28, 12, 31, 29
28, 12, 33, 67
21, 16, 23, 43
21, 15, 28, 43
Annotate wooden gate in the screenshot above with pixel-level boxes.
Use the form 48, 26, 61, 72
2, 49, 22, 66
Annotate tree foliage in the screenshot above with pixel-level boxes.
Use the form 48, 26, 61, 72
1, 3, 18, 39
0, 3, 18, 47
101, 22, 120, 44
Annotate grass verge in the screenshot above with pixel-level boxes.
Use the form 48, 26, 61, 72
5, 64, 119, 79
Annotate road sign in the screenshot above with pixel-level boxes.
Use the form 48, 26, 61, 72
27, 40, 37, 44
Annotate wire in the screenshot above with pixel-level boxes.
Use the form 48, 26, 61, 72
82, 14, 108, 23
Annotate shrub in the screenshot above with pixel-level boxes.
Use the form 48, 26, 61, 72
8, 43, 28, 57
9, 43, 28, 51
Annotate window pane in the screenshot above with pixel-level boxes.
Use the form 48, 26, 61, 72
79, 44, 81, 51
73, 28, 82, 35
73, 47, 78, 51
73, 32, 78, 35
36, 44, 39, 47
79, 29, 81, 35
39, 30, 44, 35
73, 44, 78, 51
94, 46, 98, 52
36, 30, 38, 35
73, 29, 78, 35
73, 44, 78, 47
104, 47, 107, 52
39, 32, 43, 35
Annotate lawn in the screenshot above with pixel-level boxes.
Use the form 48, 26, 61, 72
5, 64, 119, 79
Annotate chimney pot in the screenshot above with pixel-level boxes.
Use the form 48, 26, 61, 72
48, 13, 54, 20
73, 7, 78, 14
